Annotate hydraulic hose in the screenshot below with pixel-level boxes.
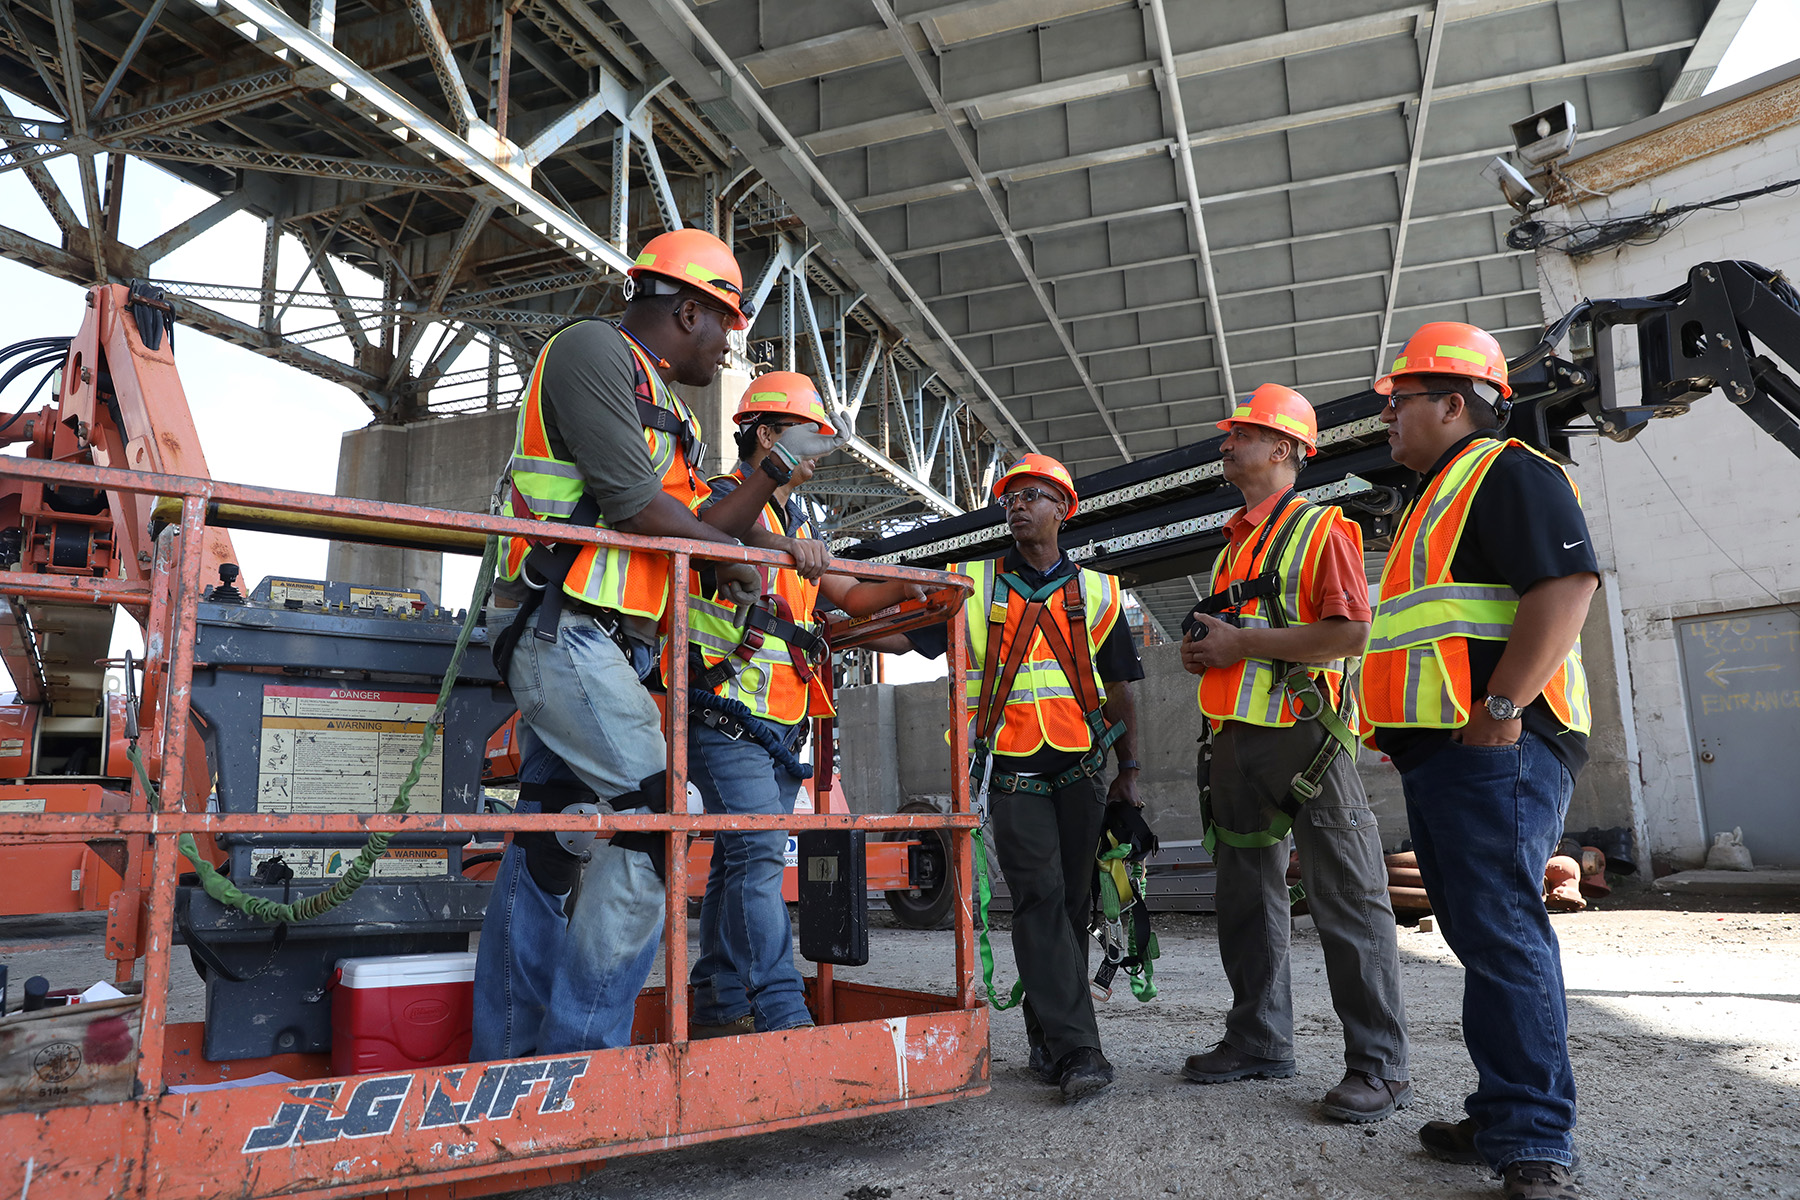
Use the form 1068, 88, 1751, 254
129, 536, 499, 925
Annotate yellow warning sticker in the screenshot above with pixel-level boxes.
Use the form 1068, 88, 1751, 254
267, 579, 326, 607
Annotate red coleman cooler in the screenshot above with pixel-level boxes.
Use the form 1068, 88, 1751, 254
330, 952, 476, 1075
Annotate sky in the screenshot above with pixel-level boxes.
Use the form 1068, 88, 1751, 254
1, 3, 1797, 690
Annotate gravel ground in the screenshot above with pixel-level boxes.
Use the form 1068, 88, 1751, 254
537, 892, 1800, 1200
4, 892, 1796, 1200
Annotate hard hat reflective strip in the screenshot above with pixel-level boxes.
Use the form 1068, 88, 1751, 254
635, 251, 656, 266
749, 392, 791, 404
1434, 345, 1488, 367
1390, 356, 1408, 372
1231, 405, 1254, 420
1270, 413, 1311, 436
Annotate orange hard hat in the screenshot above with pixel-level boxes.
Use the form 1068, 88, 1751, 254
733, 372, 837, 437
629, 229, 752, 330
1374, 321, 1513, 399
1217, 383, 1319, 456
993, 453, 1079, 517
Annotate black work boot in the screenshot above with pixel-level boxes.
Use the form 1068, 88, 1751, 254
1056, 1047, 1114, 1103
1026, 1040, 1059, 1085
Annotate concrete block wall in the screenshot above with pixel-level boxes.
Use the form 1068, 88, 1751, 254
328, 364, 752, 594
1534, 103, 1800, 869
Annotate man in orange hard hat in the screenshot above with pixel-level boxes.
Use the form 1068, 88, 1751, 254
1177, 384, 1411, 1123
1362, 322, 1598, 1200
473, 229, 846, 1059
905, 453, 1144, 1102
679, 373, 922, 1038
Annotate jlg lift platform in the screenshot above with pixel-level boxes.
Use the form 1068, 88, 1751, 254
0, 434, 985, 1194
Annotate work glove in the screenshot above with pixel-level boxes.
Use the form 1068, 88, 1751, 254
715, 561, 763, 608
773, 422, 848, 463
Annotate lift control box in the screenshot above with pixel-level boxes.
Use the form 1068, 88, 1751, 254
181, 576, 511, 1061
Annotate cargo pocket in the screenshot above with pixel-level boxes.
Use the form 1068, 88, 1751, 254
1304, 804, 1385, 896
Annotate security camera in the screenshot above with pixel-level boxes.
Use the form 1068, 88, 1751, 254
1483, 157, 1542, 213
1510, 101, 1578, 167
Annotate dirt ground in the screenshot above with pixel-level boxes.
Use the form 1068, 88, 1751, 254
4, 891, 1797, 1200
536, 891, 1800, 1200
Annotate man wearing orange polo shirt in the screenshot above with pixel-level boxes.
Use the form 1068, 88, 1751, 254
1178, 384, 1411, 1123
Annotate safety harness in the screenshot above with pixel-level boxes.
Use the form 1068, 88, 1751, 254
968, 563, 1126, 1011
1194, 496, 1362, 880
1091, 802, 1160, 1002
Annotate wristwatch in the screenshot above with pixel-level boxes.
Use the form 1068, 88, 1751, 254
1483, 694, 1522, 721
1117, 758, 1141, 772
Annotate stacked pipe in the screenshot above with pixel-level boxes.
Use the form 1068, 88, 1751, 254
1285, 851, 1433, 920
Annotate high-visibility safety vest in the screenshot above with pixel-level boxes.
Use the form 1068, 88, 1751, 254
958, 558, 1122, 756
498, 323, 707, 623
678, 470, 833, 726
1360, 437, 1592, 734
1198, 494, 1355, 727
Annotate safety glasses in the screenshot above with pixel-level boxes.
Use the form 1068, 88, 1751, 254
994, 486, 1064, 511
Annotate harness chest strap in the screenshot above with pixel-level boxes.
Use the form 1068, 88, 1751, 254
1199, 498, 1358, 853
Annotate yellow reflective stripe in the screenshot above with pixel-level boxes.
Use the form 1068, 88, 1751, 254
1229, 403, 1254, 420
510, 454, 583, 481
1435, 344, 1487, 367
1390, 355, 1409, 372
1270, 412, 1311, 436
634, 251, 656, 267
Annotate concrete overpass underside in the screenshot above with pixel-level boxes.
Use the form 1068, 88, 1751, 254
0, 0, 1739, 622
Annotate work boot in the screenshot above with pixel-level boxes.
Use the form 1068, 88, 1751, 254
1319, 1071, 1412, 1123
1180, 1041, 1297, 1084
689, 1014, 756, 1040
1418, 1117, 1483, 1165
1056, 1047, 1114, 1103
1026, 1040, 1059, 1085
1502, 1161, 1581, 1200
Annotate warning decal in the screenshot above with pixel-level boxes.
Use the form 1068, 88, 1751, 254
249, 846, 450, 879
258, 684, 443, 814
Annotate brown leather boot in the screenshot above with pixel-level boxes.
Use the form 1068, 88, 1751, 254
1319, 1071, 1412, 1123
1502, 1161, 1581, 1199
1418, 1117, 1483, 1165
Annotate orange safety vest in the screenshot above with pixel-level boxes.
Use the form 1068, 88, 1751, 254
959, 558, 1122, 756
1198, 493, 1356, 728
498, 324, 708, 624
675, 470, 833, 725
1360, 437, 1592, 734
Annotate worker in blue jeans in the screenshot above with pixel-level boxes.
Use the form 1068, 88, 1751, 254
1362, 322, 1597, 1200
680, 374, 920, 1038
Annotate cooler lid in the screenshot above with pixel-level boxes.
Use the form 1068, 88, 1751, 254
334, 951, 477, 988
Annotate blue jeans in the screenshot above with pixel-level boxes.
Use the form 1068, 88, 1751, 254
470, 608, 668, 1058
688, 715, 811, 1031
1400, 731, 1577, 1171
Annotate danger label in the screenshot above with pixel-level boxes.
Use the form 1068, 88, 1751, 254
258, 685, 443, 814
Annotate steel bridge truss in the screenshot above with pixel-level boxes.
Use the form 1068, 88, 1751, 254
0, 0, 1005, 524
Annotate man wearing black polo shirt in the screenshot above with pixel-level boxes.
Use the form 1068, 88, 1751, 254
1362, 322, 1598, 1200
906, 454, 1143, 1103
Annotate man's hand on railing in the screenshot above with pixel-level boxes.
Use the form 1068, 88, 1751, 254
779, 535, 831, 581
716, 562, 763, 607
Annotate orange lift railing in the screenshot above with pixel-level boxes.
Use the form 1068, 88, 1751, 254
0, 452, 985, 1200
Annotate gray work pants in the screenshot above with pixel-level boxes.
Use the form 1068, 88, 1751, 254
1208, 719, 1410, 1080
989, 773, 1108, 1064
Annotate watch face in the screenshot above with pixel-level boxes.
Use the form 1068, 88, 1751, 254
1486, 695, 1517, 720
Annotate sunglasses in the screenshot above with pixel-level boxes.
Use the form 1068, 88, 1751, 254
994, 487, 1065, 511
1383, 389, 1459, 412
